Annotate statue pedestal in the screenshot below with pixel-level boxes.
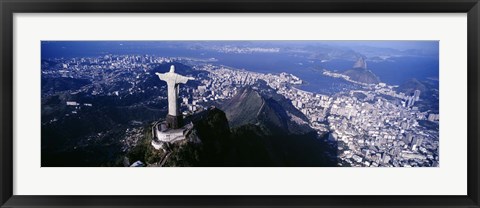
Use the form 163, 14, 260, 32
151, 121, 194, 151
166, 114, 182, 129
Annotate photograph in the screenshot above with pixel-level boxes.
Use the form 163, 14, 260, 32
41, 40, 439, 167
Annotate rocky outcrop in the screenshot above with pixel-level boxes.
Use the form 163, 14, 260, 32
343, 57, 380, 84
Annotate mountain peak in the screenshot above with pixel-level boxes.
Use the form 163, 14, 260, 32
353, 57, 367, 69
341, 57, 380, 84
222, 87, 265, 128
222, 85, 312, 135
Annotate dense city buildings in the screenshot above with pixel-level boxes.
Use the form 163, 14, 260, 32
42, 51, 439, 167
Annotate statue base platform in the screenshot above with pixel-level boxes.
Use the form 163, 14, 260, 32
166, 114, 182, 129
151, 121, 194, 151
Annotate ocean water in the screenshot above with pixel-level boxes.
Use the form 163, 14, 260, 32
42, 41, 439, 95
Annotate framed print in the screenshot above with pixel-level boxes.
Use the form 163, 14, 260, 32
1, 0, 479, 207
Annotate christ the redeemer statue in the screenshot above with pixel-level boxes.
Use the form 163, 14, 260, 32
156, 65, 194, 129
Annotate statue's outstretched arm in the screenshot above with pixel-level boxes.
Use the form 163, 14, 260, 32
176, 74, 194, 84
155, 72, 167, 81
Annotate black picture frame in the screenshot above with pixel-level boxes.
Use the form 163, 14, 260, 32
1, 0, 479, 207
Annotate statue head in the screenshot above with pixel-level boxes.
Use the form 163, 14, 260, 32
169, 65, 175, 73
